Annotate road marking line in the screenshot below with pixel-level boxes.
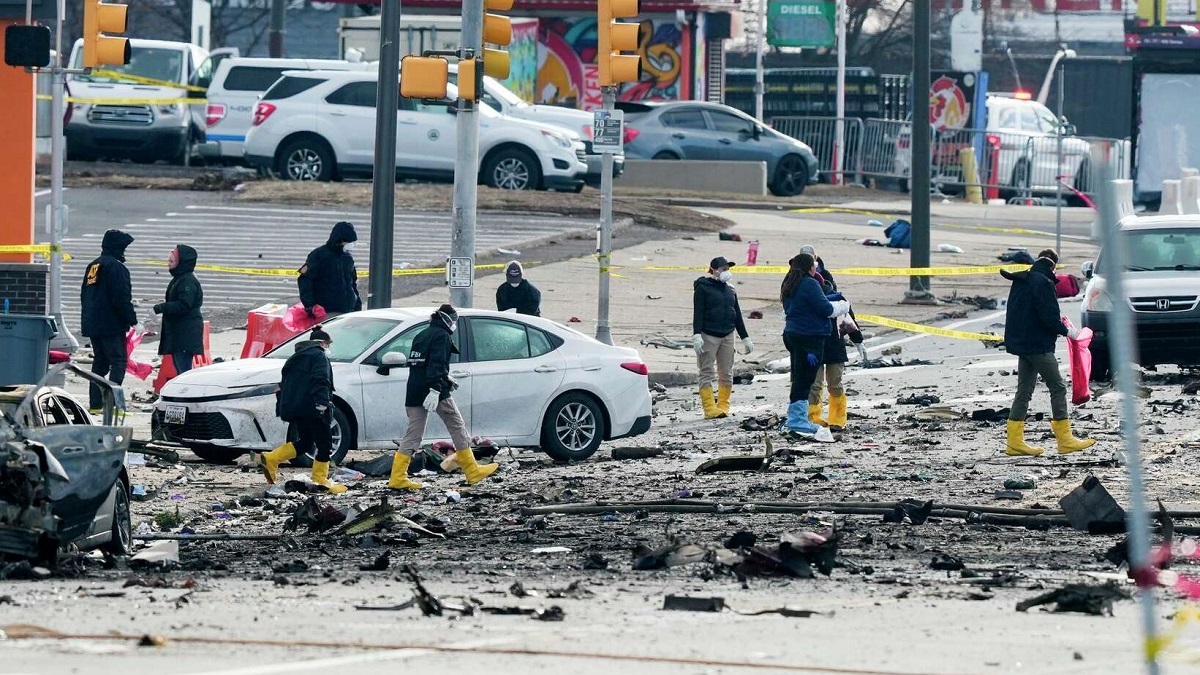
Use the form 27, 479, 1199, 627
34, 189, 51, 198
186, 638, 510, 675
185, 204, 372, 217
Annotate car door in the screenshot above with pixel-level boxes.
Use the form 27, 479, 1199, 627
705, 109, 773, 164
465, 317, 566, 442
357, 322, 471, 444
397, 98, 457, 173
322, 81, 378, 166
657, 107, 715, 159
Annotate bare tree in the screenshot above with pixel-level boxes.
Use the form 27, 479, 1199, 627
61, 0, 271, 52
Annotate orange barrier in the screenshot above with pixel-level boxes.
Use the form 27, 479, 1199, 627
241, 304, 301, 359
153, 322, 213, 393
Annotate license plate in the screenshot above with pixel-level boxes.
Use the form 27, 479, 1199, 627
164, 405, 187, 425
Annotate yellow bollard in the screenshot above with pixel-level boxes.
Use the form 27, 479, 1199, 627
959, 147, 983, 204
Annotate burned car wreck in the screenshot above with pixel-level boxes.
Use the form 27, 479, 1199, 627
0, 364, 131, 564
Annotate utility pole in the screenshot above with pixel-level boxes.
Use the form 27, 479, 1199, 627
49, 0, 77, 352
754, 0, 765, 121
367, 0, 400, 310
833, 0, 846, 184
595, 87, 616, 345
269, 0, 285, 57
449, 0, 483, 309
905, 0, 934, 303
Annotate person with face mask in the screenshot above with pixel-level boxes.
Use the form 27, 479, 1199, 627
496, 261, 541, 316
692, 256, 752, 419
781, 253, 850, 437
387, 304, 499, 490
153, 245, 204, 375
298, 221, 362, 318
258, 326, 348, 493
80, 229, 138, 413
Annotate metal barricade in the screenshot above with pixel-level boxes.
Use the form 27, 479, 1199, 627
768, 116, 865, 185
859, 118, 908, 184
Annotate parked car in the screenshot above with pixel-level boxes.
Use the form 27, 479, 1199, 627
243, 70, 588, 190
447, 64, 624, 187
0, 365, 132, 563
66, 38, 209, 165
1080, 214, 1200, 381
152, 308, 652, 464
619, 101, 820, 197
196, 57, 374, 164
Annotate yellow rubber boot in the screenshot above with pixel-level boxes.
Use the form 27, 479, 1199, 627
311, 461, 348, 494
699, 386, 720, 419
1004, 420, 1044, 456
258, 442, 297, 484
387, 452, 424, 490
455, 449, 498, 485
828, 394, 848, 431
1052, 419, 1096, 454
716, 385, 732, 417
808, 404, 827, 427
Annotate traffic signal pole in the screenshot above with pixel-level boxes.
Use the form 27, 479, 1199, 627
595, 85, 616, 346
905, 0, 934, 303
367, 0, 400, 309
450, 0, 483, 309
50, 0, 79, 351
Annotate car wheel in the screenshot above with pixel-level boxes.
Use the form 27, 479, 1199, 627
540, 392, 604, 462
278, 137, 334, 181
571, 182, 586, 193
483, 148, 541, 190
190, 446, 246, 463
288, 406, 351, 468
770, 154, 809, 197
102, 481, 132, 557
1011, 160, 1031, 192
897, 177, 910, 193
653, 151, 680, 160
169, 132, 192, 166
1089, 342, 1112, 383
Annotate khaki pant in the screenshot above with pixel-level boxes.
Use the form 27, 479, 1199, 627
697, 332, 736, 390
808, 363, 845, 404
397, 397, 470, 455
1009, 353, 1068, 421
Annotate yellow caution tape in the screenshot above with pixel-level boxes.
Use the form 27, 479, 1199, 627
0, 244, 71, 261
615, 264, 1028, 277
138, 261, 520, 278
37, 94, 202, 105
855, 313, 1003, 342
87, 69, 207, 93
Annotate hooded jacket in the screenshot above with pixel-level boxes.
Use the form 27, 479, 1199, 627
404, 315, 459, 407
80, 230, 137, 338
783, 274, 834, 337
276, 340, 334, 422
154, 245, 204, 356
1001, 257, 1068, 356
496, 262, 541, 316
693, 276, 749, 339
298, 221, 362, 315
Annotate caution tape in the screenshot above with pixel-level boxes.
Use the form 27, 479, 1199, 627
87, 69, 207, 93
855, 313, 1003, 342
0, 245, 71, 261
138, 261, 520, 278
37, 94, 202, 105
614, 263, 1028, 277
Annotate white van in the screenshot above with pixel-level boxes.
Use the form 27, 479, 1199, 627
66, 38, 208, 165
199, 57, 374, 163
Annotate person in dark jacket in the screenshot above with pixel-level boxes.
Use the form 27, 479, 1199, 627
153, 245, 204, 375
780, 253, 850, 436
496, 261, 541, 316
1001, 249, 1095, 456
799, 245, 866, 432
80, 229, 138, 412
257, 326, 348, 493
387, 305, 498, 490
298, 221, 362, 317
692, 256, 753, 419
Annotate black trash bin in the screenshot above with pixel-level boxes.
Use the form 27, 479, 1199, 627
0, 314, 57, 385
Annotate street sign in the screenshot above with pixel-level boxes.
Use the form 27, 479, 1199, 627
592, 109, 623, 154
767, 0, 835, 48
447, 257, 473, 288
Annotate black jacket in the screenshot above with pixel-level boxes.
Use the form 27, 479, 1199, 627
80, 230, 137, 338
1002, 258, 1068, 356
404, 319, 458, 407
276, 341, 334, 422
496, 280, 542, 316
154, 245, 204, 356
814, 273, 864, 364
298, 221, 361, 315
692, 276, 749, 339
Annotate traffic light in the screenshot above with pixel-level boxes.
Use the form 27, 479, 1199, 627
458, 57, 478, 101
481, 0, 512, 80
82, 0, 130, 68
598, 0, 641, 87
400, 55, 449, 100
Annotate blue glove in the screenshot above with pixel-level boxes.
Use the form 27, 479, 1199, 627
807, 353, 820, 367
826, 292, 845, 301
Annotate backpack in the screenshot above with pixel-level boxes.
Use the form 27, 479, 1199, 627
1055, 273, 1081, 298
884, 219, 912, 249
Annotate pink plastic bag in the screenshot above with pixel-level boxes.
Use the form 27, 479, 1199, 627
282, 303, 326, 333
1067, 326, 1093, 405
125, 329, 154, 381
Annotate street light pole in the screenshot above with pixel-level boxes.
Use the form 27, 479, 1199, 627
833, 0, 846, 185
49, 0, 77, 351
1055, 57, 1065, 254
450, 0, 483, 309
906, 0, 933, 302
754, 0, 765, 121
367, 0, 401, 310
268, 0, 285, 57
595, 87, 616, 346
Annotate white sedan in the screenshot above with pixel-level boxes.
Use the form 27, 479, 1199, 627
152, 308, 653, 464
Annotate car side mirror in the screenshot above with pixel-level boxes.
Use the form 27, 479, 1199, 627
376, 351, 407, 375
1081, 260, 1094, 279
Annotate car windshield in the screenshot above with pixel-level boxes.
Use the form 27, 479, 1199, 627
265, 316, 400, 362
1098, 228, 1200, 272
72, 46, 185, 84
486, 78, 527, 108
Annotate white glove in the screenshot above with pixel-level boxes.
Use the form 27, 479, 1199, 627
423, 390, 440, 412
315, 404, 328, 414
692, 334, 705, 357
1066, 326, 1080, 340
133, 322, 145, 335
741, 337, 754, 355
447, 375, 459, 391
828, 300, 851, 318
857, 343, 869, 362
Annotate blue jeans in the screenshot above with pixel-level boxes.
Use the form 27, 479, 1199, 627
173, 352, 194, 374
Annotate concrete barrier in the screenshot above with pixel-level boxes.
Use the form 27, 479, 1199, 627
1161, 179, 1183, 215
1183, 176, 1200, 214
617, 160, 768, 196
1095, 179, 1136, 241
1183, 167, 1200, 179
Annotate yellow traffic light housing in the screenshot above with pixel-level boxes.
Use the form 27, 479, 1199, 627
481, 0, 513, 81
598, 0, 642, 87
457, 57, 478, 101
400, 55, 449, 100
82, 0, 130, 68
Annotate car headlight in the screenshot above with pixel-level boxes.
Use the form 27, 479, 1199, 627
542, 130, 573, 149
157, 102, 181, 116
1084, 287, 1113, 312
226, 383, 279, 400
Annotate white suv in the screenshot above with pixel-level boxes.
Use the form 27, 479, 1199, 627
243, 70, 587, 190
